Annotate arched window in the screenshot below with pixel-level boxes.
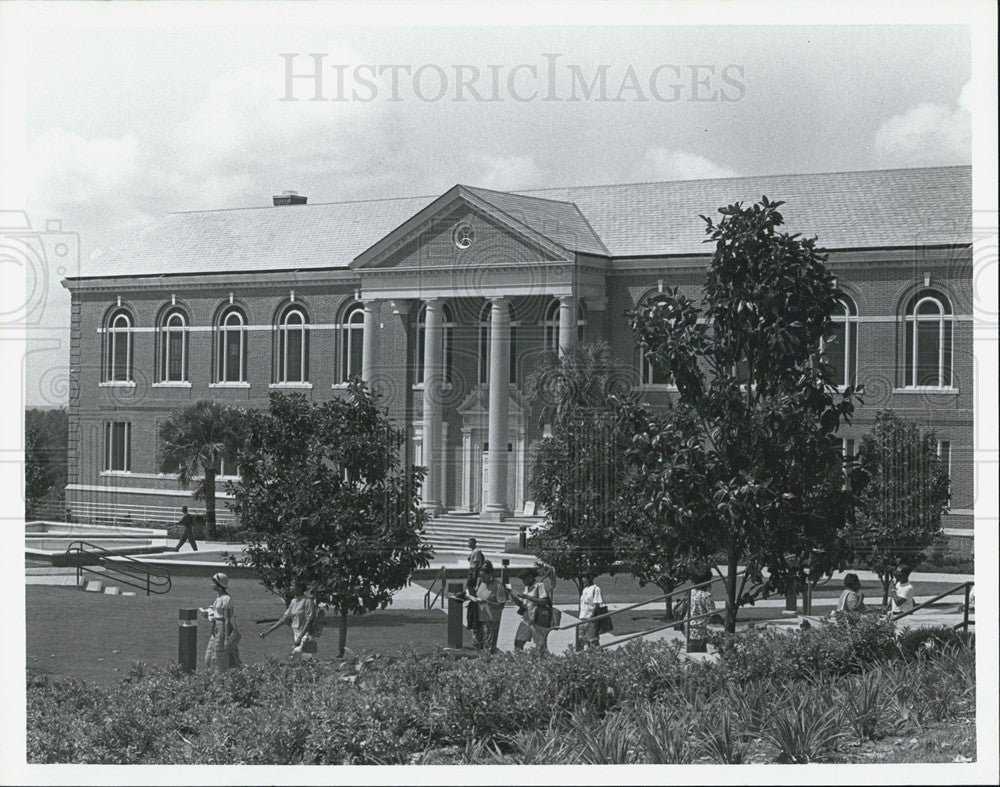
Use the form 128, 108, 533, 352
416, 302, 454, 385
103, 307, 134, 382
478, 301, 517, 385
277, 305, 309, 383
542, 298, 586, 353
824, 294, 858, 388
340, 303, 364, 382
216, 306, 247, 383
157, 308, 188, 383
904, 290, 953, 387
637, 294, 671, 386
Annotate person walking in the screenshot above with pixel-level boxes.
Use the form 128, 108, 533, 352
472, 561, 509, 654
578, 574, 604, 650
467, 538, 485, 591
174, 505, 198, 552
686, 567, 716, 653
260, 581, 319, 659
889, 564, 915, 614
512, 567, 550, 653
200, 572, 242, 672
835, 572, 867, 615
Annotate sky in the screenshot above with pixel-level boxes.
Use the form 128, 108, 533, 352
3, 9, 986, 408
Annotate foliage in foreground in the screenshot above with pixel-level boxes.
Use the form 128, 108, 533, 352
27, 623, 975, 765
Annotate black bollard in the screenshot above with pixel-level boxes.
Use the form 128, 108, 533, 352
519, 526, 527, 550
447, 582, 465, 649
501, 558, 510, 586
178, 608, 198, 672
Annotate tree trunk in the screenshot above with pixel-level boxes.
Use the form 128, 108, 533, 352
725, 545, 739, 633
204, 469, 218, 539
337, 606, 349, 658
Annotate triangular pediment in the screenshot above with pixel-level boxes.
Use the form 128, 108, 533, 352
457, 384, 528, 419
351, 185, 577, 270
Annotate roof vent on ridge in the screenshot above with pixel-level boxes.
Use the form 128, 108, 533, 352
272, 190, 307, 206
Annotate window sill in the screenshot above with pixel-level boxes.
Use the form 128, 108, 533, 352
634, 384, 678, 392
892, 387, 959, 394
99, 381, 136, 388
152, 381, 192, 388
412, 383, 454, 391
209, 382, 251, 389
100, 471, 133, 477
270, 382, 313, 390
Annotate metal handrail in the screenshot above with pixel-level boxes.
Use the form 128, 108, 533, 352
424, 566, 448, 610
891, 579, 974, 634
66, 540, 172, 596
537, 573, 748, 651
546, 574, 725, 632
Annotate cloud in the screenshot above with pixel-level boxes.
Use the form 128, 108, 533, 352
872, 80, 971, 167
644, 148, 738, 181
470, 154, 546, 191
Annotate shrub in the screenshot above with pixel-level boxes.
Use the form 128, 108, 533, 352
762, 690, 847, 763
896, 626, 971, 660
715, 615, 898, 683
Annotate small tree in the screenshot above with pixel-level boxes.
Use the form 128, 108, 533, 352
629, 197, 862, 632
525, 341, 635, 594
158, 401, 241, 539
24, 408, 68, 518
231, 383, 432, 657
847, 410, 951, 604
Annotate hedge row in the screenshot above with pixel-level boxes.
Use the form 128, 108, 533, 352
27, 621, 974, 764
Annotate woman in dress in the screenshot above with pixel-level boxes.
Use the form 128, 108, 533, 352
472, 561, 509, 654
578, 574, 604, 650
511, 567, 550, 654
200, 572, 242, 671
260, 581, 319, 658
686, 566, 716, 653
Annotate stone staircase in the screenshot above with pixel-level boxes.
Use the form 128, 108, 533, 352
422, 512, 545, 557
25, 565, 136, 594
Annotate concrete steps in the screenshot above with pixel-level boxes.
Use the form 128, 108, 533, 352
422, 513, 544, 557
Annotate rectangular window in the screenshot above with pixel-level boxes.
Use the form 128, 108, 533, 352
348, 325, 363, 380
828, 322, 846, 385
223, 329, 243, 382
104, 422, 131, 472
842, 438, 855, 459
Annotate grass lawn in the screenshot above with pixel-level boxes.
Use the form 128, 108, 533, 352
26, 577, 445, 686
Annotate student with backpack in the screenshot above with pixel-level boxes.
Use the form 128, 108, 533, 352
260, 582, 324, 659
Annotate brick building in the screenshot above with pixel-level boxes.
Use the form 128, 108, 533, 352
62, 165, 974, 553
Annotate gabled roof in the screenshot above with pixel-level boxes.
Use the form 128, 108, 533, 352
464, 186, 608, 256
71, 165, 971, 280
521, 165, 971, 256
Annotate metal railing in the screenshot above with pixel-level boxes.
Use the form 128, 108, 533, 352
424, 566, 448, 610
891, 580, 974, 635
66, 540, 172, 596
545, 573, 744, 651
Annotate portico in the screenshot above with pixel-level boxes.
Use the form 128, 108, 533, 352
350, 184, 608, 519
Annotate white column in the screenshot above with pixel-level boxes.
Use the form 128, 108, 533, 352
558, 295, 578, 357
420, 298, 443, 512
482, 296, 511, 520
361, 299, 380, 383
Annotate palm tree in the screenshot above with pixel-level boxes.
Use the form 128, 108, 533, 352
524, 340, 636, 429
158, 401, 240, 539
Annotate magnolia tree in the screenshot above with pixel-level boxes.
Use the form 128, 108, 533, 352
526, 341, 635, 593
229, 383, 432, 657
846, 410, 951, 604
629, 198, 864, 632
